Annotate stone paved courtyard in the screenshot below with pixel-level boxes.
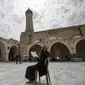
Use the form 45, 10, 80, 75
0, 62, 85, 85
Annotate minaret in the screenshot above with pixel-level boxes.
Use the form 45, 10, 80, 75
25, 8, 34, 32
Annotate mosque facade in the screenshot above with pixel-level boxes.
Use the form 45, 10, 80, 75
0, 9, 85, 62
20, 9, 85, 61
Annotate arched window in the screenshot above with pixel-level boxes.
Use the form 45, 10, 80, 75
9, 46, 18, 61
76, 39, 85, 61
50, 42, 70, 61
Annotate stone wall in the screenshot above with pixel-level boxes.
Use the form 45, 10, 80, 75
20, 25, 85, 61
0, 37, 19, 61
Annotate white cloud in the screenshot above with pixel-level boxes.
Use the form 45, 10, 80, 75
0, 0, 85, 40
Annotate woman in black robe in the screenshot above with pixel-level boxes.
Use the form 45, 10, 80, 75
25, 46, 50, 84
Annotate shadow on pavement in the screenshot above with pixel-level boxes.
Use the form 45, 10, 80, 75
24, 82, 46, 85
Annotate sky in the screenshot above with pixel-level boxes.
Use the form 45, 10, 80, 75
0, 0, 85, 40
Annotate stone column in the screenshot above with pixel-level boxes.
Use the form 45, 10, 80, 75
5, 53, 9, 62
69, 44, 76, 55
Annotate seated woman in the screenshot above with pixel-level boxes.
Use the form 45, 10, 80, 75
25, 45, 50, 84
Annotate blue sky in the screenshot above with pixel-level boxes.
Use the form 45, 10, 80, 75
0, 0, 85, 40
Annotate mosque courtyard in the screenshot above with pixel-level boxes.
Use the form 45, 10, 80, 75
0, 62, 85, 85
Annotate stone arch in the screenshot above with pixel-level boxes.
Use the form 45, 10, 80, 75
0, 41, 6, 61
74, 38, 84, 50
50, 42, 70, 61
49, 40, 70, 52
76, 39, 85, 61
9, 45, 18, 61
28, 43, 43, 50
29, 44, 42, 61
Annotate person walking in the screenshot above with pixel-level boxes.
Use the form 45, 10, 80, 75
16, 53, 21, 64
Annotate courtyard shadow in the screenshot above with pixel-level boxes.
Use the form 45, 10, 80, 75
24, 83, 46, 85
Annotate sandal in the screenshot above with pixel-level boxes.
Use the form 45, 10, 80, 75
25, 81, 34, 84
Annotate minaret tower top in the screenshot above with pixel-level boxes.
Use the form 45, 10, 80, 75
25, 8, 34, 32
25, 8, 33, 15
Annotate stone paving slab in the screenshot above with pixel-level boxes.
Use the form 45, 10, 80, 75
0, 62, 85, 85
